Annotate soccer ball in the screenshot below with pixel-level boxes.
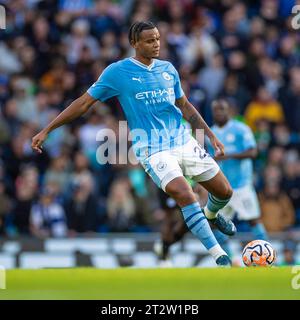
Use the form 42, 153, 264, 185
242, 240, 276, 267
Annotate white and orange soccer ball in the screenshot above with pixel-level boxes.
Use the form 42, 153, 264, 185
242, 240, 276, 267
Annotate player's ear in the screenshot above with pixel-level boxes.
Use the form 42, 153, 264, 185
130, 40, 138, 49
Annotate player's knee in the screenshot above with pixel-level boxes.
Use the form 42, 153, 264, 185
223, 185, 233, 199
218, 184, 233, 200
165, 184, 195, 206
181, 191, 196, 204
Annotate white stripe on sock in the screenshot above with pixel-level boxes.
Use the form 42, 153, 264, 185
204, 206, 218, 219
208, 244, 227, 261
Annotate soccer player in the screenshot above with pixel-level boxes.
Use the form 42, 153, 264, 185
209, 99, 268, 243
32, 21, 236, 266
155, 99, 268, 264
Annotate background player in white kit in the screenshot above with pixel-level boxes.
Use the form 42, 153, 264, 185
32, 21, 236, 266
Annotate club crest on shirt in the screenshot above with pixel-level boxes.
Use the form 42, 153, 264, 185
162, 72, 171, 80
226, 133, 235, 143
157, 162, 167, 171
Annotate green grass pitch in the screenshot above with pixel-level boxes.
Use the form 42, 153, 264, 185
0, 267, 299, 300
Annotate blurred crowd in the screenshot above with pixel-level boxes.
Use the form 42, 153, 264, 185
0, 0, 300, 239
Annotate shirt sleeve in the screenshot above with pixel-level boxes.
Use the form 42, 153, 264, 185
87, 63, 119, 101
240, 123, 256, 150
171, 64, 184, 99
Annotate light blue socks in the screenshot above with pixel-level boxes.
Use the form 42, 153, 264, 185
204, 193, 231, 219
181, 202, 227, 260
251, 223, 268, 240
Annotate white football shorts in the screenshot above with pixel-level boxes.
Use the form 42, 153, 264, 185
218, 184, 261, 221
141, 137, 220, 191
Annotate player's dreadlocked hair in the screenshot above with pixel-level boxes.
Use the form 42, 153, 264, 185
128, 21, 156, 44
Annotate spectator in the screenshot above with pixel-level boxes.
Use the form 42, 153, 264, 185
198, 53, 226, 101
216, 7, 243, 56
220, 72, 251, 114
183, 25, 219, 67
106, 177, 136, 232
267, 146, 285, 167
279, 67, 300, 133
259, 182, 295, 233
44, 155, 70, 195
282, 155, 300, 225
59, 0, 92, 16
30, 186, 67, 238
63, 19, 100, 65
259, 0, 281, 26
277, 34, 300, 70
244, 86, 285, 131
78, 109, 107, 168
39, 59, 68, 92
70, 151, 94, 187
254, 120, 272, 168
272, 123, 294, 148
100, 31, 121, 63
3, 99, 22, 136
90, 0, 121, 37
0, 42, 22, 74
258, 58, 283, 98
260, 164, 282, 189
12, 166, 39, 234
0, 74, 9, 106
65, 170, 98, 234
0, 180, 11, 235
280, 239, 299, 266
12, 76, 38, 123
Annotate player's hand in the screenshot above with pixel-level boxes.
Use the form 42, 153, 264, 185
32, 131, 48, 154
210, 136, 225, 157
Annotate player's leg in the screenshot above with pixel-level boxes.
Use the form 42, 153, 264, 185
173, 218, 189, 243
182, 137, 236, 236
160, 212, 188, 260
213, 199, 238, 258
248, 218, 268, 240
213, 230, 230, 255
160, 207, 176, 260
165, 177, 231, 265
155, 211, 188, 265
199, 170, 233, 215
155, 204, 175, 266
198, 170, 236, 235
155, 189, 188, 262
233, 185, 268, 240
142, 150, 231, 266
194, 182, 232, 255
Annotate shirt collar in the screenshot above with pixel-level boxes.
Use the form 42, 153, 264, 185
215, 119, 233, 131
129, 57, 155, 71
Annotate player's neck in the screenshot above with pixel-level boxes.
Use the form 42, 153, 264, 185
216, 120, 229, 128
133, 55, 153, 66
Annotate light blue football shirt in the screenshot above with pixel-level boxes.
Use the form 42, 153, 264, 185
87, 57, 190, 161
210, 119, 256, 189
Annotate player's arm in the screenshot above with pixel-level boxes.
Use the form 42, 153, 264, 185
233, 147, 257, 159
215, 147, 257, 161
32, 93, 96, 153
215, 124, 258, 160
175, 95, 225, 156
